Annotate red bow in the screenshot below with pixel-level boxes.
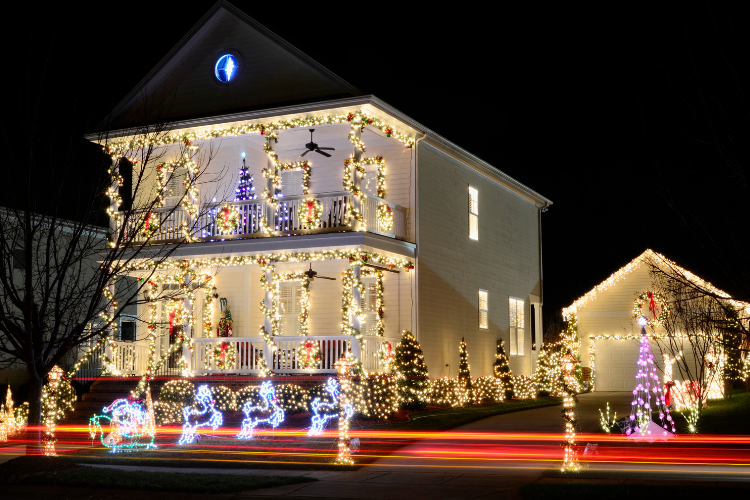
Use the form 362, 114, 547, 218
647, 292, 659, 319
220, 342, 227, 361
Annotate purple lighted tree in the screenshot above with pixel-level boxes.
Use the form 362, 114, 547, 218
627, 317, 676, 437
235, 152, 255, 201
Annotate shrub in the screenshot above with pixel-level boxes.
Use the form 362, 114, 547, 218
352, 374, 399, 419
275, 384, 310, 413
153, 400, 183, 425
513, 375, 537, 400
236, 386, 262, 409
429, 377, 471, 407
210, 386, 237, 411
159, 380, 195, 406
473, 376, 505, 403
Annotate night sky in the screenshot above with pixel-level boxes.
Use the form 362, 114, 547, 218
6, 2, 748, 329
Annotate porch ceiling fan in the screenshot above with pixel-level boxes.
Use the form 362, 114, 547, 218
304, 263, 336, 281
300, 129, 335, 158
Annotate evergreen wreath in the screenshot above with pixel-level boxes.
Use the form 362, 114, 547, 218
296, 340, 321, 370
377, 203, 394, 231
216, 205, 240, 234
137, 211, 159, 240
298, 198, 323, 227
633, 291, 669, 329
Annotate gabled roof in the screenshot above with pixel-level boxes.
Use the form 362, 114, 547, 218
562, 249, 748, 319
100, 1, 362, 132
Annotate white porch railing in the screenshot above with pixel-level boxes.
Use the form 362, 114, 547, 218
192, 337, 266, 375
361, 336, 400, 373
111, 341, 149, 376
121, 192, 406, 243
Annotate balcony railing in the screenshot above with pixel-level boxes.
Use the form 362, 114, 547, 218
121, 192, 406, 244
70, 335, 395, 379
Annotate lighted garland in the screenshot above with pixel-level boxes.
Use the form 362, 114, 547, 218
340, 264, 384, 340
633, 291, 669, 329
216, 205, 240, 234
276, 272, 311, 335
298, 198, 323, 227
296, 340, 322, 370
377, 203, 394, 231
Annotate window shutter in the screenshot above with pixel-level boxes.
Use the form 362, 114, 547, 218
165, 167, 187, 204
280, 170, 304, 197
279, 281, 302, 335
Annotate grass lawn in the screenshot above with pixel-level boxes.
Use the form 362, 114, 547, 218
520, 482, 748, 500
672, 388, 749, 434
372, 397, 562, 431
26, 466, 315, 494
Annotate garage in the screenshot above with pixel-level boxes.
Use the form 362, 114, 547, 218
593, 337, 665, 391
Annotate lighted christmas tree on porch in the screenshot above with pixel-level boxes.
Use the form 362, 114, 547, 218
234, 152, 255, 201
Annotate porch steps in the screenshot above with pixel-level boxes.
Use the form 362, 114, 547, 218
63, 376, 331, 423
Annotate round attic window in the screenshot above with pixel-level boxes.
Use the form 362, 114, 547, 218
215, 54, 239, 82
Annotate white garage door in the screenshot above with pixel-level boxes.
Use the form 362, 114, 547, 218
595, 338, 666, 391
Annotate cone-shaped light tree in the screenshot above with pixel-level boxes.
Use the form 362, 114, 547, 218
394, 330, 430, 409
493, 340, 514, 399
458, 337, 473, 399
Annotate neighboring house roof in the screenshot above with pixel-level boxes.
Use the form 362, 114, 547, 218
562, 249, 749, 320
98, 0, 362, 132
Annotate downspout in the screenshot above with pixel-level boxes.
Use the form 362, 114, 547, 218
538, 202, 549, 326
412, 131, 427, 342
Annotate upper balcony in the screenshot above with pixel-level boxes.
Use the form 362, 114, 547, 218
120, 191, 406, 244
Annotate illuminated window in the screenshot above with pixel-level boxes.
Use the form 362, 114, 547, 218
469, 186, 478, 240
509, 297, 525, 356
215, 54, 238, 82
478, 290, 488, 329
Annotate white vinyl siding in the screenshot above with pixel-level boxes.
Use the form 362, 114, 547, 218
468, 186, 478, 240
280, 170, 304, 197
360, 278, 378, 335
478, 290, 488, 329
278, 281, 303, 335
509, 297, 524, 356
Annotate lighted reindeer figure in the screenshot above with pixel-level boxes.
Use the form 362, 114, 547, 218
237, 381, 285, 439
178, 385, 223, 445
308, 378, 353, 436
89, 399, 156, 452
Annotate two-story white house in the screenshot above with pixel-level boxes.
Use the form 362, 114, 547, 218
88, 1, 551, 381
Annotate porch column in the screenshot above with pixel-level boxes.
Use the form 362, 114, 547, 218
351, 264, 361, 337
264, 262, 274, 336
350, 126, 363, 231
266, 139, 276, 230
183, 274, 193, 339
108, 160, 119, 241
107, 280, 117, 338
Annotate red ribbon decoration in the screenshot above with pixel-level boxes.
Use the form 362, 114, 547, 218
664, 381, 674, 407
303, 341, 314, 364
385, 341, 393, 360
306, 200, 315, 220
220, 342, 227, 362
647, 292, 659, 319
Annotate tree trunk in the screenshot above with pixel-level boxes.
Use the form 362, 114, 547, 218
26, 375, 44, 455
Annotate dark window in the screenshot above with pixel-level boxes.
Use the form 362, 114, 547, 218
120, 320, 136, 342
530, 304, 537, 350
12, 248, 25, 270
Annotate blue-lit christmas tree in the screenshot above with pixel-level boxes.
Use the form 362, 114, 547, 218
235, 152, 255, 201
